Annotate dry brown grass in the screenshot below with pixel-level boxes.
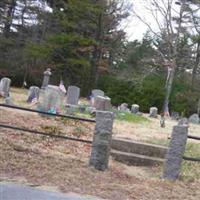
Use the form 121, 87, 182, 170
0, 88, 200, 199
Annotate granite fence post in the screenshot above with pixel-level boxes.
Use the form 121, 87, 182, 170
89, 111, 114, 171
163, 125, 188, 180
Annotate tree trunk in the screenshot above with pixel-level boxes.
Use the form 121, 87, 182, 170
191, 41, 200, 90
3, 0, 16, 36
163, 61, 176, 116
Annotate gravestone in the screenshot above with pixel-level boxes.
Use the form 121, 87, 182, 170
5, 97, 14, 105
41, 68, 52, 89
91, 89, 104, 98
0, 77, 11, 98
38, 85, 65, 113
149, 107, 158, 118
131, 104, 140, 114
118, 103, 129, 112
171, 112, 180, 121
27, 86, 40, 103
178, 118, 188, 126
94, 96, 111, 111
189, 114, 199, 124
66, 86, 80, 105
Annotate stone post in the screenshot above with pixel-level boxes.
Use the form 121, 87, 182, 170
41, 68, 52, 89
89, 111, 114, 171
163, 125, 188, 180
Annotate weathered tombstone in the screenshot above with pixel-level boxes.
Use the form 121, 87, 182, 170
41, 68, 52, 89
131, 104, 140, 114
27, 86, 40, 103
91, 89, 104, 98
149, 107, 158, 118
94, 96, 111, 111
171, 112, 180, 121
66, 85, 80, 105
0, 77, 11, 97
89, 111, 114, 171
5, 97, 14, 105
163, 125, 188, 180
118, 103, 129, 112
189, 114, 199, 124
178, 118, 188, 126
38, 85, 65, 113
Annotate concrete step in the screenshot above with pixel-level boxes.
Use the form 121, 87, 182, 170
111, 150, 165, 166
112, 138, 168, 158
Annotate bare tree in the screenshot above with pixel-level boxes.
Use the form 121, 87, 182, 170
133, 0, 192, 115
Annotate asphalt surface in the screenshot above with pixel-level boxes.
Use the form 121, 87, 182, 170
0, 183, 102, 200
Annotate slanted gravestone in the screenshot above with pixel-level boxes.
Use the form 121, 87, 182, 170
27, 86, 40, 103
189, 114, 199, 124
41, 68, 52, 89
94, 96, 111, 111
149, 107, 158, 118
118, 103, 129, 112
66, 86, 80, 105
0, 77, 11, 98
38, 85, 65, 113
131, 104, 140, 114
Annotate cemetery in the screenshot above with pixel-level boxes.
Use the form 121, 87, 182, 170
0, 71, 200, 200
0, 0, 200, 199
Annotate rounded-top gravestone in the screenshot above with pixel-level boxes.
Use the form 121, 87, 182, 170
149, 107, 158, 118
131, 104, 140, 114
66, 85, 80, 105
189, 114, 199, 124
91, 89, 104, 98
0, 77, 11, 98
27, 86, 40, 103
94, 96, 111, 111
118, 103, 129, 112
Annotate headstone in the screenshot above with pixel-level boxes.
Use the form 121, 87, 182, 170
27, 86, 40, 103
118, 103, 129, 112
93, 96, 111, 111
91, 89, 104, 98
0, 77, 11, 97
131, 104, 140, 114
66, 86, 80, 105
171, 112, 180, 121
149, 107, 158, 118
38, 85, 65, 113
188, 114, 199, 124
178, 118, 188, 126
5, 97, 14, 105
41, 68, 52, 89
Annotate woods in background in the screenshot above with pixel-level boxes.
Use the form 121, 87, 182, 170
0, 0, 200, 116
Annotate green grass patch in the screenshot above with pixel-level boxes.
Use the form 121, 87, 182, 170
115, 111, 149, 123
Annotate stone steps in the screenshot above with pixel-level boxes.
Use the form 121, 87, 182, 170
111, 150, 165, 166
111, 138, 168, 166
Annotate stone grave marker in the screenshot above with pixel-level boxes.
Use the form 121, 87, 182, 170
38, 85, 65, 113
131, 104, 140, 114
189, 114, 199, 124
27, 86, 40, 103
91, 89, 104, 98
66, 86, 80, 105
94, 96, 111, 111
41, 68, 52, 89
118, 103, 129, 112
149, 107, 158, 118
0, 77, 11, 98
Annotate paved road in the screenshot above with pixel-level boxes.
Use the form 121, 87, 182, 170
0, 183, 103, 200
